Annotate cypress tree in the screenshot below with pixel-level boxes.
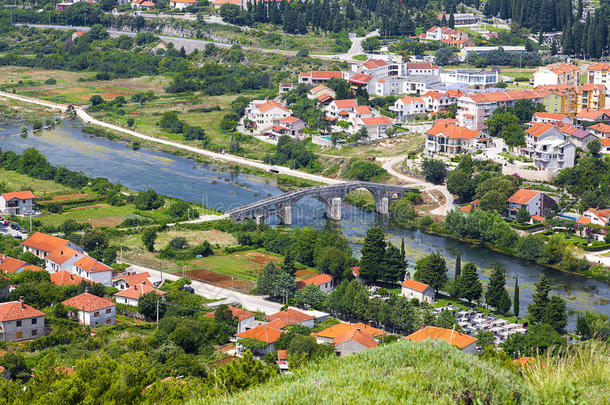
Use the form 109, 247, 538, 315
448, 12, 455, 29
359, 226, 386, 284
456, 262, 482, 305
513, 277, 520, 319
400, 238, 405, 258
485, 264, 506, 311
577, 0, 583, 20
528, 275, 551, 323
454, 253, 461, 280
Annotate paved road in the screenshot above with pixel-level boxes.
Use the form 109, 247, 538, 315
129, 264, 284, 314
381, 155, 454, 216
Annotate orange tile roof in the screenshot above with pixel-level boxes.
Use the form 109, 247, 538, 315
362, 59, 388, 69
351, 266, 360, 277
361, 116, 393, 125
62, 292, 114, 312
460, 204, 474, 213
575, 109, 608, 120
543, 62, 580, 75
533, 112, 568, 121
307, 71, 343, 80
313, 322, 386, 339
422, 91, 444, 99
277, 349, 287, 361
576, 216, 591, 225
74, 256, 112, 273
317, 94, 333, 102
114, 283, 165, 300
255, 100, 291, 114
406, 62, 439, 70
589, 123, 610, 133
266, 309, 314, 325
272, 125, 288, 132
530, 215, 545, 222
297, 273, 333, 289
22, 264, 44, 272
22, 232, 69, 253
399, 95, 424, 104
587, 62, 610, 71
1, 191, 35, 201
435, 118, 458, 125
235, 324, 283, 343
508, 189, 540, 205
204, 305, 255, 322
426, 123, 482, 140
334, 328, 379, 349
112, 272, 153, 287
310, 84, 330, 93
601, 138, 610, 146
465, 90, 547, 104
445, 89, 464, 98
266, 318, 291, 330
0, 301, 45, 321
333, 99, 358, 108
525, 123, 556, 138
405, 326, 477, 349
349, 73, 374, 84
280, 116, 300, 124
46, 247, 79, 265
50, 270, 88, 286
0, 255, 26, 274
354, 105, 372, 115
401, 279, 431, 292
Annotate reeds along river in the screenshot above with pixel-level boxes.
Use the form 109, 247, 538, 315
1, 119, 608, 328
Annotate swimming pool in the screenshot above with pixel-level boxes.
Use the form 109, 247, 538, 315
558, 214, 579, 221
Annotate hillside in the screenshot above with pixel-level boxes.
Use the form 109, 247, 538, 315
201, 340, 533, 404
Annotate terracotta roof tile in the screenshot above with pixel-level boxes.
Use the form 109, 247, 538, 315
406, 62, 439, 70
266, 309, 314, 325
255, 100, 291, 114
112, 272, 152, 287
533, 112, 568, 121
297, 274, 333, 289
62, 292, 115, 312
235, 324, 283, 343
22, 264, 44, 272
313, 322, 386, 339
362, 59, 388, 69
589, 123, 610, 133
405, 326, 477, 349
0, 301, 45, 322
542, 62, 580, 75
1, 191, 35, 201
74, 256, 112, 273
361, 116, 393, 125
349, 73, 374, 84
46, 247, 79, 265
334, 328, 379, 348
508, 189, 539, 205
587, 62, 610, 71
114, 283, 165, 300
280, 116, 300, 124
399, 95, 424, 104
0, 255, 26, 274
310, 84, 330, 93
401, 279, 431, 292
426, 123, 482, 140
525, 123, 555, 138
50, 270, 88, 286
332, 99, 358, 109
23, 232, 69, 253
354, 105, 372, 115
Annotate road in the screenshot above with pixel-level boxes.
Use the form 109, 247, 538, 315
129, 264, 284, 314
381, 155, 454, 216
17, 24, 360, 62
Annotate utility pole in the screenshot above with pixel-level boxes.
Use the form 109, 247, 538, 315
29, 214, 32, 234
156, 299, 159, 327
120, 246, 123, 264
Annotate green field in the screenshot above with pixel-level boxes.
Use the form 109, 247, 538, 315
37, 203, 136, 227
0, 169, 75, 196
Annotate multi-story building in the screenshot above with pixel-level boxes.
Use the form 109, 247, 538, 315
62, 292, 116, 327
532, 112, 571, 125
326, 99, 358, 118
533, 62, 581, 87
457, 90, 548, 131
438, 13, 481, 25
440, 69, 499, 88
245, 100, 292, 132
587, 62, 610, 91
0, 191, 35, 216
390, 96, 426, 121
507, 188, 555, 220
522, 123, 576, 170
298, 70, 343, 84
0, 300, 45, 342
588, 122, 610, 138
22, 232, 82, 259
424, 122, 487, 157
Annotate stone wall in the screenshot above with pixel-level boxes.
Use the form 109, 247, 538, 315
501, 164, 558, 182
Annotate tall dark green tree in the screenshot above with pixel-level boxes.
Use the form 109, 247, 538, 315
513, 277, 520, 319
383, 244, 406, 284
456, 262, 482, 305
414, 253, 448, 296
485, 264, 506, 311
359, 226, 386, 284
454, 253, 461, 280
528, 275, 551, 324
448, 12, 455, 29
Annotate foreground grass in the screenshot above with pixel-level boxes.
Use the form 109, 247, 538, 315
204, 339, 532, 404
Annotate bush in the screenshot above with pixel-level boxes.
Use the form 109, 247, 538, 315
168, 237, 189, 250
44, 77, 56, 85
343, 159, 388, 182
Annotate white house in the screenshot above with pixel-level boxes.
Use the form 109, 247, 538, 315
602, 138, 610, 154
274, 116, 308, 139
0, 300, 45, 342
45, 247, 81, 273
114, 283, 166, 307
308, 84, 336, 100
0, 191, 35, 216
235, 324, 282, 357
0, 255, 26, 275
204, 305, 255, 333
296, 274, 333, 293
169, 0, 195, 9
507, 188, 556, 220
401, 279, 435, 303
405, 326, 478, 353
425, 121, 487, 157
440, 69, 499, 88
246, 100, 292, 132
356, 116, 394, 140
22, 232, 82, 259
333, 328, 379, 356
522, 123, 576, 170
265, 309, 315, 329
62, 292, 116, 327
113, 272, 153, 290
390, 96, 426, 121
534, 62, 580, 87
532, 112, 572, 125
73, 256, 114, 286
326, 99, 358, 118
421, 91, 454, 113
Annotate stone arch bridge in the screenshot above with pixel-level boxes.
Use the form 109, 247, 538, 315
226, 182, 412, 225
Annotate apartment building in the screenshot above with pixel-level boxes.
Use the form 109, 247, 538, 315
533, 62, 581, 87
587, 62, 610, 91
425, 122, 487, 157
245, 100, 292, 132
522, 123, 576, 170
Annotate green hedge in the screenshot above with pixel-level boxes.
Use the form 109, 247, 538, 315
510, 222, 544, 230
582, 243, 610, 251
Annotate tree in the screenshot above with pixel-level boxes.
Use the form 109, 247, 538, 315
0, 352, 29, 379
90, 95, 104, 106
142, 228, 157, 252
576, 315, 591, 340
315, 247, 350, 282
528, 275, 551, 324
456, 262, 482, 305
502, 324, 565, 357
513, 278, 520, 319
168, 237, 188, 250
542, 295, 567, 333
256, 261, 281, 296
498, 288, 512, 314
414, 253, 448, 296
479, 189, 506, 214
359, 226, 386, 284
435, 47, 457, 66
587, 139, 601, 156
138, 291, 165, 319
281, 252, 297, 277
476, 331, 495, 350
448, 12, 455, 29
485, 265, 506, 311
435, 309, 460, 330
422, 159, 447, 184
134, 189, 165, 210
383, 243, 406, 284
515, 207, 530, 224
454, 253, 461, 280
447, 169, 475, 202
293, 284, 327, 311
270, 271, 297, 303
127, 117, 135, 127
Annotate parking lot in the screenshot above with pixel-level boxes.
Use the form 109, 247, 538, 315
0, 218, 29, 240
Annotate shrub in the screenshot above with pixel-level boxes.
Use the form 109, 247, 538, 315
168, 237, 188, 250
44, 77, 56, 85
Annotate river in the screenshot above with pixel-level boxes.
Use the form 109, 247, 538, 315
0, 119, 607, 328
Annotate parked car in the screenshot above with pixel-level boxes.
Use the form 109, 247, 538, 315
10, 223, 19, 230
3, 220, 9, 226
12, 235, 22, 240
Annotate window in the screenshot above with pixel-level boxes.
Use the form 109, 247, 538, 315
106, 308, 112, 314
31, 329, 37, 336
106, 319, 112, 324
31, 318, 37, 325
16, 320, 22, 327
16, 332, 22, 339
93, 312, 100, 317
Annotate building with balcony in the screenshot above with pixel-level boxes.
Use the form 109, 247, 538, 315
440, 69, 499, 88
522, 123, 576, 170
0, 191, 35, 216
534, 63, 581, 87
587, 62, 610, 91
425, 122, 487, 157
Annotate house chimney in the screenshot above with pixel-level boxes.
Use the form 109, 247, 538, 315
19, 296, 24, 308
